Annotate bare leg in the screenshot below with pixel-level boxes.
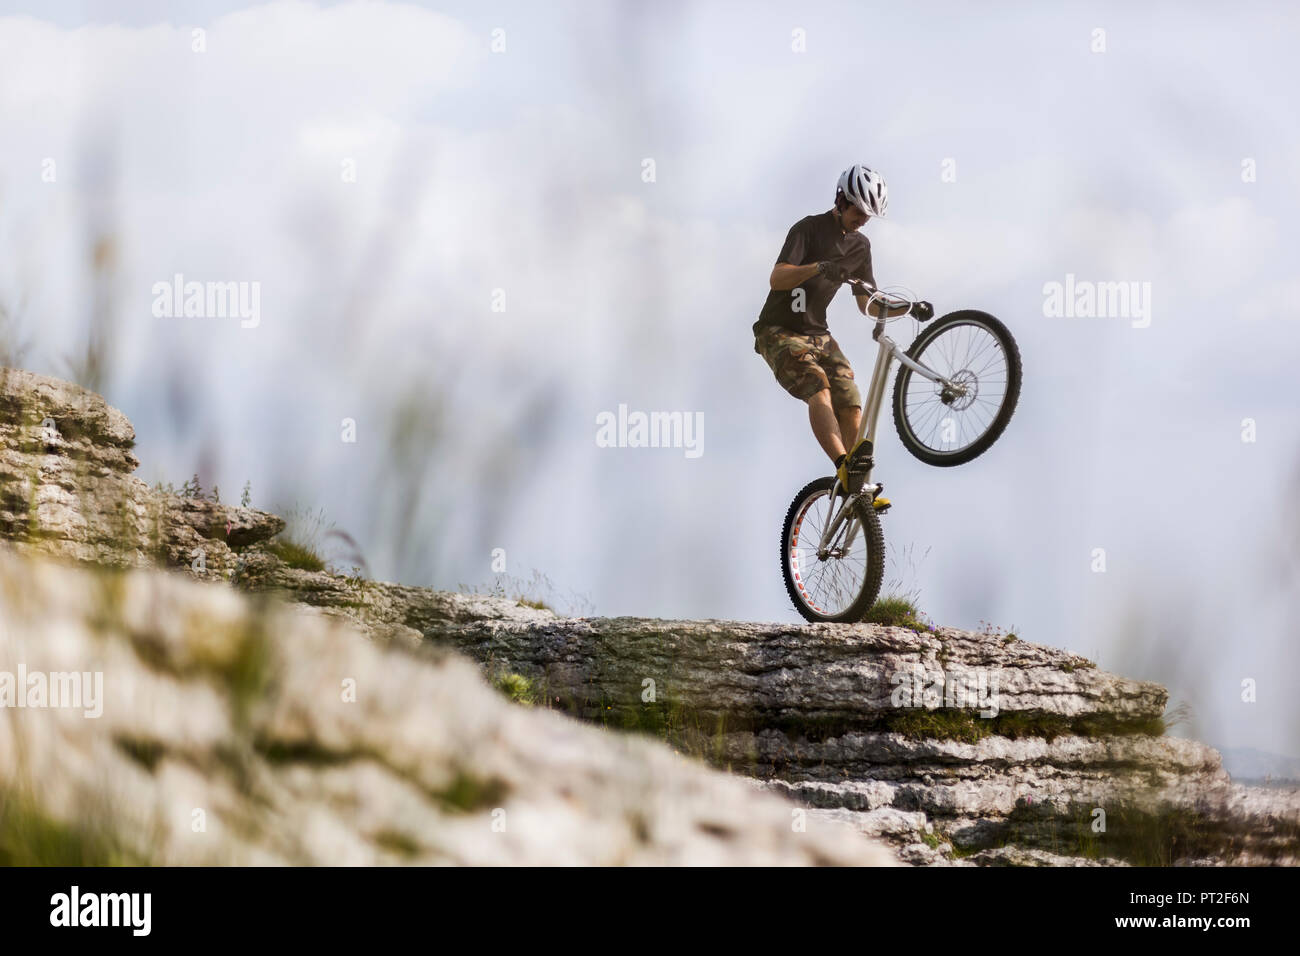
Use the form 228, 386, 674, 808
808, 389, 847, 463
837, 404, 862, 455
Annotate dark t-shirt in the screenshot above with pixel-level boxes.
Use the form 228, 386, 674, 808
753, 211, 875, 336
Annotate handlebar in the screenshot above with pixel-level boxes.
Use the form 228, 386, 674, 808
844, 278, 930, 319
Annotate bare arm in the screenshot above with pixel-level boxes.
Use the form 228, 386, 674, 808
769, 262, 821, 290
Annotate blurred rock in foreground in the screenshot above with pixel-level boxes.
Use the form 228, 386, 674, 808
0, 544, 897, 865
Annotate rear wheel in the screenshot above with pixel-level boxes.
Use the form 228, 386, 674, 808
892, 310, 1021, 467
781, 476, 884, 623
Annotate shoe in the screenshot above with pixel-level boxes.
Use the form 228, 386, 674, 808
834, 456, 853, 496
835, 440, 874, 497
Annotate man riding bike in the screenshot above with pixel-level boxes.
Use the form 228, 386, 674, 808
753, 164, 933, 505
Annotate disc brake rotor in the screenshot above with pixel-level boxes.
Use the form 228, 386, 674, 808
940, 369, 979, 410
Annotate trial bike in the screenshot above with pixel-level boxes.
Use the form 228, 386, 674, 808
781, 279, 1022, 622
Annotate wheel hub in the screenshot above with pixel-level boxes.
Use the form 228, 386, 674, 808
940, 369, 979, 410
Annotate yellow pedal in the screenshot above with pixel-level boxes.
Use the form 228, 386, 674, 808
872, 497, 891, 512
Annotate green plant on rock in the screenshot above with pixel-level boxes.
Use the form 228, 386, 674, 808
180, 473, 202, 499
1003, 802, 1245, 867
264, 537, 326, 572
864, 595, 936, 634
920, 828, 947, 850
890, 707, 993, 745
262, 504, 369, 577
262, 504, 331, 571
0, 787, 146, 866
493, 672, 539, 707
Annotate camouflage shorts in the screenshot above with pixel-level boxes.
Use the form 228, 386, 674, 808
754, 326, 861, 409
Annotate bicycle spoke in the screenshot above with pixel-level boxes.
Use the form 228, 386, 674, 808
788, 490, 873, 617
900, 320, 1012, 455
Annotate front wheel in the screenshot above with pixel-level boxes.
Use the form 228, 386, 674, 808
892, 310, 1022, 467
781, 476, 884, 623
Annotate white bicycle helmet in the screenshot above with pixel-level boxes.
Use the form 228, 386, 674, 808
836, 164, 888, 217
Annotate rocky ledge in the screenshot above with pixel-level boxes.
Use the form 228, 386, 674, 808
0, 368, 283, 574
402, 614, 1300, 866
3, 366, 1297, 866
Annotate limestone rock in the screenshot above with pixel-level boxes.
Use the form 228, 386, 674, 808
5, 366, 1298, 867
0, 545, 897, 866
410, 615, 1300, 866
419, 616, 1167, 728
0, 367, 282, 574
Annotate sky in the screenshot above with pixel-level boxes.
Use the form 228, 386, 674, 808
0, 0, 1297, 762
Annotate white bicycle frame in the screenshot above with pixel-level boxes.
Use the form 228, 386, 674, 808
815, 282, 960, 555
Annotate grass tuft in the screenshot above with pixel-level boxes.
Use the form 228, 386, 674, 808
864, 596, 936, 634
492, 672, 539, 707
264, 537, 326, 572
